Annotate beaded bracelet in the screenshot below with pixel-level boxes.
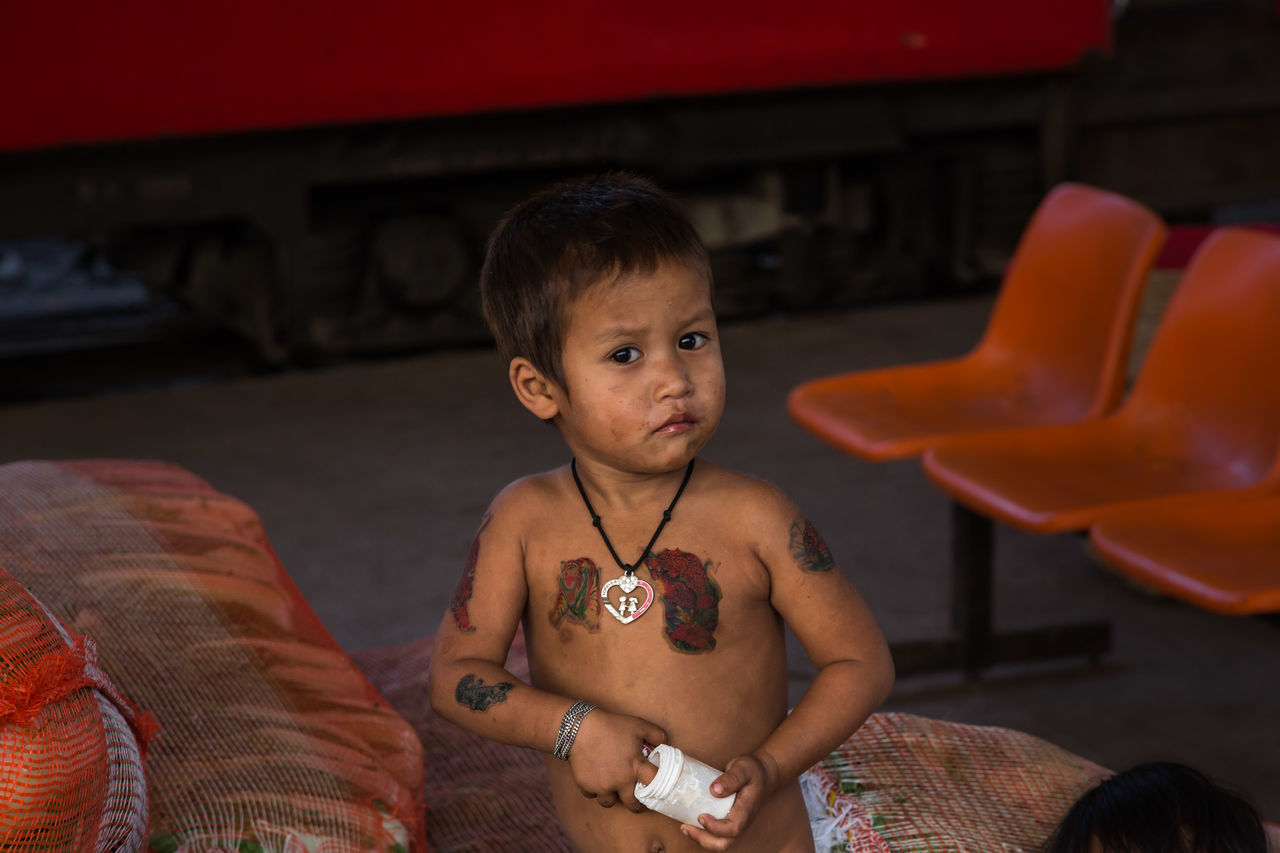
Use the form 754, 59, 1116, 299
553, 699, 596, 761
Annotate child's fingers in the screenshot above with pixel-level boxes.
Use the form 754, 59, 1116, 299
713, 752, 771, 796
699, 813, 739, 835
635, 758, 658, 785
710, 769, 745, 797
617, 784, 646, 813
695, 772, 759, 841
680, 822, 734, 851
641, 721, 668, 748
711, 758, 762, 797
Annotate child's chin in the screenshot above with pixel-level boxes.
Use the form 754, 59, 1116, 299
652, 445, 708, 471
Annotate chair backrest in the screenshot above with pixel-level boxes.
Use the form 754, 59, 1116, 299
978, 183, 1166, 419
1124, 227, 1280, 479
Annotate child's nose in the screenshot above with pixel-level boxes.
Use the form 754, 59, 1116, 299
653, 356, 694, 400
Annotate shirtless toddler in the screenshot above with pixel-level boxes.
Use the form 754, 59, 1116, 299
428, 173, 894, 852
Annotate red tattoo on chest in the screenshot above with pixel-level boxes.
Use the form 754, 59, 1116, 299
548, 549, 721, 652
644, 549, 721, 653
450, 513, 491, 632
550, 556, 602, 631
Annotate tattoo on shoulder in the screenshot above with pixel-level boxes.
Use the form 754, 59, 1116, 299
455, 673, 514, 711
789, 517, 834, 573
450, 512, 492, 632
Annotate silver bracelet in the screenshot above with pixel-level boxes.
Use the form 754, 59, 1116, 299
553, 699, 596, 760
554, 700, 594, 759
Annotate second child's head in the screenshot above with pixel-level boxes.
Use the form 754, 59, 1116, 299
1043, 761, 1267, 853
482, 174, 725, 474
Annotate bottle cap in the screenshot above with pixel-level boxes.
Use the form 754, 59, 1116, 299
635, 743, 683, 802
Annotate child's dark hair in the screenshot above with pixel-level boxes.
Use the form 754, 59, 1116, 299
1043, 762, 1266, 853
479, 172, 710, 388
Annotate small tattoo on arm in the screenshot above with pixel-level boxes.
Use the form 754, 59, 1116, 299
790, 518, 834, 573
549, 556, 602, 631
455, 673, 514, 711
450, 512, 492, 632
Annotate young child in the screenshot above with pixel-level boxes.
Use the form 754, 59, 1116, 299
1043, 761, 1272, 853
427, 173, 894, 852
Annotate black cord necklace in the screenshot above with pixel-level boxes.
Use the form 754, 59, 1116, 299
570, 457, 695, 624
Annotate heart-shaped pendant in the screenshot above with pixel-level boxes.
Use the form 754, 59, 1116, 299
601, 573, 653, 625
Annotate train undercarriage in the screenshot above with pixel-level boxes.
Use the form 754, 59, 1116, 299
3, 0, 1279, 362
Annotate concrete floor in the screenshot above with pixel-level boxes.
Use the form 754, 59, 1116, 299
2, 295, 1277, 820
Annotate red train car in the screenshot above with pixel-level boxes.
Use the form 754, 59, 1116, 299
3, 1, 1108, 152
3, 0, 1277, 359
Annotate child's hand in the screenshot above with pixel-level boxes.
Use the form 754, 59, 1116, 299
679, 752, 779, 850
567, 709, 666, 813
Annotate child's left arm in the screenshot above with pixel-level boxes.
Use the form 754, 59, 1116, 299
682, 494, 894, 850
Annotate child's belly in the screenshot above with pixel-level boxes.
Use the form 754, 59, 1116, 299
534, 647, 790, 769
548, 765, 816, 853
526, 581, 790, 765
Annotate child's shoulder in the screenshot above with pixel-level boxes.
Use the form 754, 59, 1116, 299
693, 460, 801, 528
469, 469, 572, 561
488, 466, 570, 516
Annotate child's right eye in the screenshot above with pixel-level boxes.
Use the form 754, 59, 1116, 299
609, 347, 641, 364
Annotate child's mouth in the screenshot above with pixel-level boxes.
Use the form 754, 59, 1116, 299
655, 415, 695, 435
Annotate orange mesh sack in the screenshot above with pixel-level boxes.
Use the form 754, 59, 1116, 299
0, 567, 154, 850
353, 629, 570, 852
0, 459, 425, 853
803, 712, 1112, 852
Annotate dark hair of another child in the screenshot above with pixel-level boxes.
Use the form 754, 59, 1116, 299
1043, 762, 1267, 853
479, 172, 711, 391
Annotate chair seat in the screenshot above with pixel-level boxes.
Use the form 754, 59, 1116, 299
1091, 494, 1280, 614
787, 183, 1165, 463
924, 416, 1255, 533
785, 184, 1167, 678
925, 227, 1280, 536
788, 354, 1091, 461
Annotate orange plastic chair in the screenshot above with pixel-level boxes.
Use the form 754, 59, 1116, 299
924, 227, 1280, 533
1090, 491, 1280, 615
788, 183, 1167, 461
912, 227, 1280, 676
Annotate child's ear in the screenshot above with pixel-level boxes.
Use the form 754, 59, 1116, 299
509, 357, 561, 420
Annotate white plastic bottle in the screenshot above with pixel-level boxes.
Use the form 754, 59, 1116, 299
634, 744, 736, 825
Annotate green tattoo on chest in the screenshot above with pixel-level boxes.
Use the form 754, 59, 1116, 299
549, 556, 603, 631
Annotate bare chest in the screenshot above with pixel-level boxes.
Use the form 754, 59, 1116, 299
522, 528, 770, 659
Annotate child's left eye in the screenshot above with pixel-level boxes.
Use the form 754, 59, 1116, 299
678, 333, 708, 350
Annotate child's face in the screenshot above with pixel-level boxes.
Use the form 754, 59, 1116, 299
551, 260, 725, 476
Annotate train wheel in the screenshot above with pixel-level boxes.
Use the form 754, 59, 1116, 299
369, 215, 472, 311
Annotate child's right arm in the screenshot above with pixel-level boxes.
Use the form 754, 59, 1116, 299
426, 493, 665, 811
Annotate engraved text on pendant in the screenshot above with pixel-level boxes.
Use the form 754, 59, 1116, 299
601, 573, 653, 625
